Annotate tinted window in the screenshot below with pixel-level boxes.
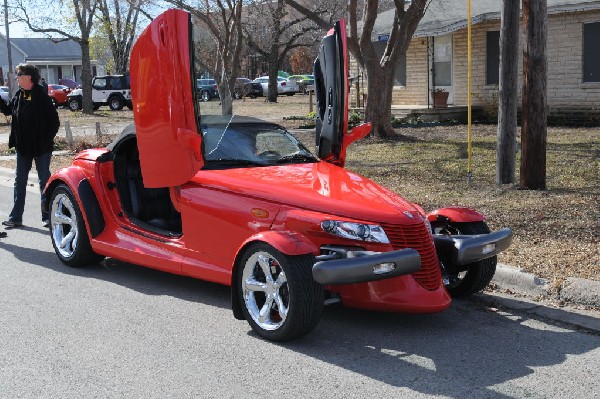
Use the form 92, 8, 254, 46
486, 31, 500, 85
584, 22, 600, 82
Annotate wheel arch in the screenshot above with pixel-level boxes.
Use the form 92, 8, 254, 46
45, 170, 106, 239
427, 206, 486, 224
230, 231, 318, 320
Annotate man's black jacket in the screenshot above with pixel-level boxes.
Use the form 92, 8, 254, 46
0, 84, 60, 157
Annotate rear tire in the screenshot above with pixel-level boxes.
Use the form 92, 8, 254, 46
238, 243, 323, 341
108, 95, 124, 111
200, 90, 210, 102
49, 184, 104, 267
50, 97, 58, 108
432, 221, 497, 297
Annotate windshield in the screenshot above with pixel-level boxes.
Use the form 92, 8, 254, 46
200, 116, 317, 169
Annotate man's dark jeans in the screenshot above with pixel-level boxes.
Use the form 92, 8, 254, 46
8, 151, 52, 223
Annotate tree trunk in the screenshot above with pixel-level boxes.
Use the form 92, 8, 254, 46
80, 38, 94, 115
496, 0, 520, 184
365, 64, 397, 138
520, 0, 547, 190
267, 51, 280, 102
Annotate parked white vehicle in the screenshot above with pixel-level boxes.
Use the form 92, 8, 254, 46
252, 76, 297, 96
67, 74, 132, 111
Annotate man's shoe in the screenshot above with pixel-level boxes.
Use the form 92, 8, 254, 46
42, 220, 50, 228
2, 220, 22, 228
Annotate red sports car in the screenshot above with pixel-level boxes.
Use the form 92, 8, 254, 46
44, 10, 512, 341
47, 84, 71, 107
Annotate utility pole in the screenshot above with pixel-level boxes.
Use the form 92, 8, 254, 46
3, 0, 14, 95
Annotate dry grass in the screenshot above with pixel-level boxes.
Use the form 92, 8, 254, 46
0, 96, 597, 288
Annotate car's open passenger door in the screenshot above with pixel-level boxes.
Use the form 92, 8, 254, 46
314, 20, 371, 168
130, 9, 203, 188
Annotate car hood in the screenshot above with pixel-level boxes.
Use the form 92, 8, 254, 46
189, 162, 423, 224
68, 88, 82, 96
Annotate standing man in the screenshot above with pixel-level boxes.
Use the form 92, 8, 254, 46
0, 63, 60, 228
40, 77, 49, 93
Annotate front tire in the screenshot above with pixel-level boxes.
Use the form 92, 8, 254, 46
432, 221, 497, 297
238, 243, 324, 341
68, 97, 82, 111
49, 184, 104, 267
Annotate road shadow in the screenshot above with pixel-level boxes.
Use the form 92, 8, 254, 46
1, 232, 598, 398
0, 237, 231, 310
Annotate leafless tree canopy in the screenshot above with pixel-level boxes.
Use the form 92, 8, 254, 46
96, 0, 150, 74
13, 0, 99, 114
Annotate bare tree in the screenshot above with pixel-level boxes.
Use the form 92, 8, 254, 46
287, 0, 431, 138
243, 0, 325, 102
166, 0, 244, 115
14, 0, 99, 114
96, 0, 150, 74
496, 0, 520, 184
520, 0, 547, 190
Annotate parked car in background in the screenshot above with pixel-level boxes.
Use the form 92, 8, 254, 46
0, 86, 9, 104
67, 74, 132, 111
196, 78, 219, 102
288, 74, 315, 94
234, 78, 262, 99
58, 78, 80, 90
252, 76, 297, 96
47, 84, 71, 108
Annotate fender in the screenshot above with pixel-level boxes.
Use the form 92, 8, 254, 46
427, 206, 485, 223
45, 167, 105, 239
237, 230, 318, 257
231, 230, 318, 321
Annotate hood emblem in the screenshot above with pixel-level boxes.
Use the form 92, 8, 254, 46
403, 211, 414, 219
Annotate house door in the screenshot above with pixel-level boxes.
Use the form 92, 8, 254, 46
432, 34, 453, 104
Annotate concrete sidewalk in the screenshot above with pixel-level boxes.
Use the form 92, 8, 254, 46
0, 165, 597, 333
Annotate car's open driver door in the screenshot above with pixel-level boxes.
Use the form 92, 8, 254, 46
130, 9, 203, 188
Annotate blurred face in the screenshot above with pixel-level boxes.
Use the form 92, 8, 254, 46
16, 71, 34, 90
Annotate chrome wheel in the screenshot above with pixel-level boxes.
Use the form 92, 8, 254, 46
50, 190, 79, 259
241, 251, 289, 331
237, 243, 324, 341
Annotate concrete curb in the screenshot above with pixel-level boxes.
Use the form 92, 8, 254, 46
486, 263, 600, 333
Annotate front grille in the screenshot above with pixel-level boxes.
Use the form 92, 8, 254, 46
382, 222, 441, 290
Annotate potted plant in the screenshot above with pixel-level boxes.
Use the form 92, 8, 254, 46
431, 88, 449, 108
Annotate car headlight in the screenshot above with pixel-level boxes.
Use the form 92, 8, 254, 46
321, 220, 390, 244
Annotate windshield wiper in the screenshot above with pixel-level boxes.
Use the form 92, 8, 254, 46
276, 151, 318, 164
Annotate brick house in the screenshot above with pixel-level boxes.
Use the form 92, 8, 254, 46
355, 0, 600, 121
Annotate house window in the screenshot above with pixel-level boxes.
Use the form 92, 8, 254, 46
433, 35, 452, 87
486, 31, 500, 85
584, 22, 600, 82
373, 41, 407, 86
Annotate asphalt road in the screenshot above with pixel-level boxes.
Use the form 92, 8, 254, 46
0, 176, 599, 399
